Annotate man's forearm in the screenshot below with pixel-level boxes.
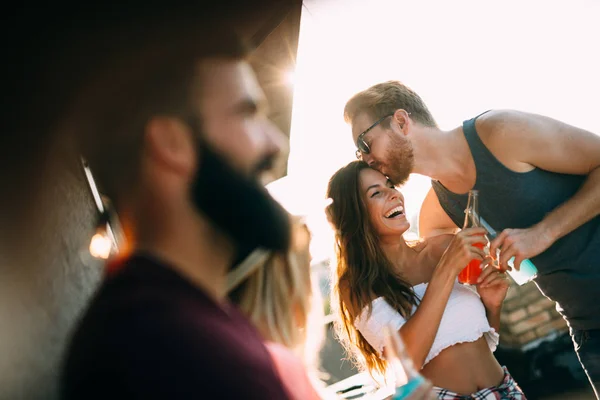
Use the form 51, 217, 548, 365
537, 166, 600, 242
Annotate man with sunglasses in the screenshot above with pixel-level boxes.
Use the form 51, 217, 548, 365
344, 80, 600, 398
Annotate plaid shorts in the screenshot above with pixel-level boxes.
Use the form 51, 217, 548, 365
433, 367, 527, 399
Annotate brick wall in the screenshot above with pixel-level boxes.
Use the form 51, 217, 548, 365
499, 281, 568, 348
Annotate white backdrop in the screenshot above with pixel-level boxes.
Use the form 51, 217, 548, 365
269, 0, 600, 263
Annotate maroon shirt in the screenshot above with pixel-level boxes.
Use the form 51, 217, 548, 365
62, 254, 290, 399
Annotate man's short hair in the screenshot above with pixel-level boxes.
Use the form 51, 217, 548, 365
344, 80, 437, 129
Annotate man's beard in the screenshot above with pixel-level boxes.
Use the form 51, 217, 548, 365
191, 141, 291, 267
386, 134, 415, 186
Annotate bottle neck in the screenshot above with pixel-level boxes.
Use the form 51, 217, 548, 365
463, 191, 480, 228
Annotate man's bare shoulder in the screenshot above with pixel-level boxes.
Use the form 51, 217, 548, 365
474, 109, 535, 171
475, 109, 530, 139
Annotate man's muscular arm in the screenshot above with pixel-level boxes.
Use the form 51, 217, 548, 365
482, 110, 600, 270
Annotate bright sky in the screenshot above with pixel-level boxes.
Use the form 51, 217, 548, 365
268, 0, 600, 263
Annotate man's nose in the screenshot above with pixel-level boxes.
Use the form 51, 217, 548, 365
362, 153, 374, 166
264, 119, 288, 156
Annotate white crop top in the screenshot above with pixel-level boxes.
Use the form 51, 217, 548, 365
354, 280, 499, 367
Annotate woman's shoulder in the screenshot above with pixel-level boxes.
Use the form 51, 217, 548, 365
423, 233, 454, 257
414, 234, 455, 277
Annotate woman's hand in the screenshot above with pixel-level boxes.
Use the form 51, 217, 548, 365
476, 259, 510, 310
435, 227, 488, 276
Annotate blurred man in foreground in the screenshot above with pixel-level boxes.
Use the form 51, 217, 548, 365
61, 13, 305, 399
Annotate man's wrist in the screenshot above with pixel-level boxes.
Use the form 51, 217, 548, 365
535, 220, 560, 247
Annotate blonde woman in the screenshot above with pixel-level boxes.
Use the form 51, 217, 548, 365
227, 218, 327, 400
228, 217, 439, 400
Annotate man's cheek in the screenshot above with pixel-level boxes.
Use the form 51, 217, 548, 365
223, 150, 251, 175
206, 129, 250, 170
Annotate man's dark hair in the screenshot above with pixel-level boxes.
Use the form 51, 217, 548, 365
78, 27, 250, 208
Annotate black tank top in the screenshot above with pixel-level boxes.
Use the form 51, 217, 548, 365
432, 112, 600, 330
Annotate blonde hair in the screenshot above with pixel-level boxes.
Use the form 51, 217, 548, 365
227, 219, 322, 361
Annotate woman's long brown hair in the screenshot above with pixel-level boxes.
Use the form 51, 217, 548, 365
326, 161, 418, 376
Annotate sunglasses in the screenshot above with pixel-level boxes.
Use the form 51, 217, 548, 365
355, 114, 394, 159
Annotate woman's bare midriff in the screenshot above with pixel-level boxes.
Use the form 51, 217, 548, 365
421, 337, 504, 395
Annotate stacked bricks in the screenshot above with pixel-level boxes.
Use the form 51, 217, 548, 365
498, 280, 568, 347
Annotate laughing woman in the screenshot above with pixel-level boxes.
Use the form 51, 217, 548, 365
326, 161, 526, 399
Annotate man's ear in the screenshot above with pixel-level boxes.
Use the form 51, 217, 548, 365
391, 109, 411, 136
144, 116, 196, 176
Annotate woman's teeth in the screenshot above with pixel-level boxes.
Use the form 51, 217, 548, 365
385, 205, 404, 218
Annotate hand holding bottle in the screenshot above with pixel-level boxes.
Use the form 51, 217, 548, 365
489, 226, 547, 271
480, 217, 539, 285
476, 263, 510, 310
436, 227, 488, 277
457, 190, 488, 284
